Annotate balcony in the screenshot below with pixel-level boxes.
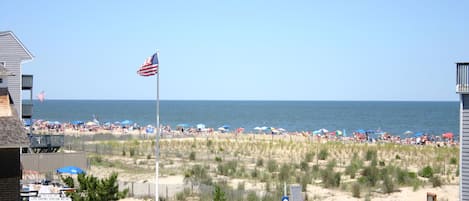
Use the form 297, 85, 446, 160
22, 74, 33, 90
22, 103, 33, 118
457, 63, 469, 94
29, 135, 64, 152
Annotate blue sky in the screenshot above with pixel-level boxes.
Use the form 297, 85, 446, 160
2, 0, 468, 101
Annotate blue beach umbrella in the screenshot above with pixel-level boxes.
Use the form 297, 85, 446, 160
414, 132, 424, 138
71, 120, 84, 125
121, 120, 133, 125
355, 129, 366, 134
176, 123, 190, 128
23, 119, 32, 126
56, 166, 85, 174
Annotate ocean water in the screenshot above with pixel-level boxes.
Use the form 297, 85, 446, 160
32, 100, 459, 137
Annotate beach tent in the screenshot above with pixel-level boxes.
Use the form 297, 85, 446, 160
56, 166, 85, 174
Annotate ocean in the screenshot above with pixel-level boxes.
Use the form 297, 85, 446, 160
32, 100, 459, 137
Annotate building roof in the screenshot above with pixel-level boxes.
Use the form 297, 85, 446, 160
0, 30, 34, 61
0, 87, 28, 148
0, 116, 28, 148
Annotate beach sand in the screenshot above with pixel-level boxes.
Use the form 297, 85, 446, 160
74, 133, 460, 201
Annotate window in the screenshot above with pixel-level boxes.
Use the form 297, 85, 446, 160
0, 62, 4, 68
0, 78, 2, 84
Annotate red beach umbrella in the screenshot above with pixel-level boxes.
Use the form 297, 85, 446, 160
442, 132, 454, 139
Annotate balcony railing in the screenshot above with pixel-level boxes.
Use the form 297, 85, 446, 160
29, 135, 64, 148
457, 63, 469, 93
22, 74, 33, 90
22, 103, 33, 118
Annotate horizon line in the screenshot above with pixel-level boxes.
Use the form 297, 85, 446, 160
28, 98, 459, 102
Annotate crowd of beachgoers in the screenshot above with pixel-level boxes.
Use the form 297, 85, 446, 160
27, 119, 458, 147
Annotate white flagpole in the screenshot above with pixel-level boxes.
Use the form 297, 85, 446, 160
155, 50, 160, 201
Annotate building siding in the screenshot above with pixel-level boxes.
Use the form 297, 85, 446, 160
0, 33, 31, 115
462, 95, 469, 200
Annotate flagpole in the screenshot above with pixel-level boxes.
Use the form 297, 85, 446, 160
155, 50, 160, 201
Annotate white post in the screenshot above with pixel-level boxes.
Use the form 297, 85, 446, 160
155, 50, 160, 201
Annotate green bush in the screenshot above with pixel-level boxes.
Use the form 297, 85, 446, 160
450, 157, 458, 165
251, 168, 258, 178
395, 154, 401, 160
215, 156, 222, 162
246, 191, 258, 201
279, 163, 291, 182
360, 166, 379, 186
430, 176, 442, 187
256, 158, 264, 167
318, 149, 328, 160
321, 169, 341, 188
365, 149, 377, 161
305, 152, 315, 162
345, 156, 363, 179
351, 182, 361, 198
189, 151, 196, 160
418, 166, 434, 178
382, 174, 395, 194
267, 159, 278, 172
300, 161, 309, 172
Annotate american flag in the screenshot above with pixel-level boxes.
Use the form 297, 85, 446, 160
37, 91, 45, 102
137, 53, 159, 76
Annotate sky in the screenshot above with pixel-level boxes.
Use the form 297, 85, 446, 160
1, 0, 468, 101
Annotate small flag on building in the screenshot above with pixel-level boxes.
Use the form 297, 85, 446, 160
137, 53, 159, 76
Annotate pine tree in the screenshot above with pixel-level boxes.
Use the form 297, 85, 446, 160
62, 172, 128, 201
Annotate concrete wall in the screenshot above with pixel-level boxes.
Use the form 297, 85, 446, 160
21, 152, 87, 173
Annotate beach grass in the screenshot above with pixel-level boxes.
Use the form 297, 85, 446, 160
67, 133, 459, 200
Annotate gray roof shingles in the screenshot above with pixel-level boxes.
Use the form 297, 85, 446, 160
0, 116, 28, 148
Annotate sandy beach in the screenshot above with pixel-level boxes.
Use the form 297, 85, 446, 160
55, 132, 459, 201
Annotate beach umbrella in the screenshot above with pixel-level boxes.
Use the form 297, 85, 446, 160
403, 130, 413, 135
121, 120, 133, 125
442, 132, 454, 139
222, 125, 230, 129
23, 119, 32, 126
85, 121, 97, 126
176, 123, 190, 128
196, 124, 206, 129
355, 129, 366, 134
56, 166, 85, 174
413, 132, 424, 138
71, 120, 84, 125
336, 130, 343, 136
314, 128, 328, 134
114, 121, 121, 125
260, 126, 268, 130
